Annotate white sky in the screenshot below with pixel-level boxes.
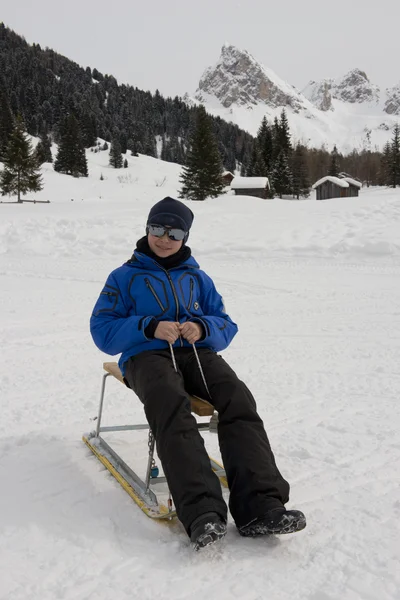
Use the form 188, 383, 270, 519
2, 0, 400, 98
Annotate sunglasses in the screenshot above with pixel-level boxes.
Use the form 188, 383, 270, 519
148, 224, 187, 241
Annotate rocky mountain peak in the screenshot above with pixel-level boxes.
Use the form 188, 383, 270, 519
334, 69, 380, 104
303, 69, 380, 110
195, 44, 304, 111
384, 83, 400, 115
302, 80, 333, 111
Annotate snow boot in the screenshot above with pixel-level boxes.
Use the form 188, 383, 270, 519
238, 507, 306, 537
190, 512, 227, 550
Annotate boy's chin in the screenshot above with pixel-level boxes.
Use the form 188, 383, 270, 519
154, 248, 176, 257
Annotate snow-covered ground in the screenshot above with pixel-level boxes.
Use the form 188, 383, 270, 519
1, 150, 400, 600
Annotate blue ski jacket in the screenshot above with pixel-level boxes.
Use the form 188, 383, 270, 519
90, 250, 238, 375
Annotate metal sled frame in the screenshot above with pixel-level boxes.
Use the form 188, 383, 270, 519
83, 362, 227, 520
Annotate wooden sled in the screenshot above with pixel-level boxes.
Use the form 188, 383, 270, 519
83, 362, 227, 520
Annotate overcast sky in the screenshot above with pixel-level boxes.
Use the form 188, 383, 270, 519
2, 0, 399, 98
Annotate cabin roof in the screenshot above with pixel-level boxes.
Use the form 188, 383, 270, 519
231, 176, 269, 189
341, 177, 362, 189
312, 176, 350, 189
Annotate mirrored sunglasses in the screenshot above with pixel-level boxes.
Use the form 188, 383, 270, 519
148, 224, 187, 241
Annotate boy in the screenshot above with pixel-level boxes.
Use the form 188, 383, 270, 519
90, 197, 306, 549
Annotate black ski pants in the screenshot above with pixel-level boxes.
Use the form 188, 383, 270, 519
124, 348, 290, 534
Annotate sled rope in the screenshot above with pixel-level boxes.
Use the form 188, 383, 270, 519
168, 343, 212, 400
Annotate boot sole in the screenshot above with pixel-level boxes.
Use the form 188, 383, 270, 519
193, 526, 227, 550
239, 513, 306, 537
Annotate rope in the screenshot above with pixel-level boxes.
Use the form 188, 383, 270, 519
168, 342, 212, 400
192, 344, 212, 400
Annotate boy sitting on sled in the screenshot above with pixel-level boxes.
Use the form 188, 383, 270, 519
90, 197, 306, 549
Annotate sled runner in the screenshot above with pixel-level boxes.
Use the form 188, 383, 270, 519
83, 360, 227, 520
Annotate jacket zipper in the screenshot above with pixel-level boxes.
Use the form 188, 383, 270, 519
147, 260, 196, 348
165, 271, 183, 347
188, 278, 194, 310
145, 278, 165, 311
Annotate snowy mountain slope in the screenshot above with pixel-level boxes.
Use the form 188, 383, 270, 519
1, 149, 400, 599
303, 69, 381, 109
384, 82, 400, 115
188, 45, 399, 152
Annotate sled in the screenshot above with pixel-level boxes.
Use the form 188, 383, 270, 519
83, 362, 227, 520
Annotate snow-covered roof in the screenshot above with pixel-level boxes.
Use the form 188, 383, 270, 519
231, 176, 269, 189
312, 176, 349, 189
341, 177, 362, 188
222, 170, 234, 176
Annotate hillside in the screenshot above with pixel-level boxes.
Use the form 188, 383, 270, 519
0, 23, 252, 173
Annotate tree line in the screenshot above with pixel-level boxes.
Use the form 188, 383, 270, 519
0, 22, 399, 202
244, 111, 310, 198
0, 23, 253, 177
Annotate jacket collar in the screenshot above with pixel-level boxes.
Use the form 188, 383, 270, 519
131, 251, 199, 271
126, 237, 199, 271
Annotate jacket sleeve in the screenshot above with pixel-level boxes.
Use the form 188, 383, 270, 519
190, 273, 238, 351
90, 271, 154, 356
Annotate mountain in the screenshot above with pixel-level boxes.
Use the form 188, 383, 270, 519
303, 69, 380, 110
304, 73, 400, 116
196, 43, 306, 112
384, 83, 400, 115
0, 24, 253, 174
189, 44, 399, 152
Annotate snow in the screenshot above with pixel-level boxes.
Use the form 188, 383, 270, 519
342, 177, 363, 189
1, 145, 400, 600
231, 176, 269, 189
312, 176, 350, 189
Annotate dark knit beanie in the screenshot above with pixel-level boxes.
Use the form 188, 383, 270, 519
146, 197, 194, 235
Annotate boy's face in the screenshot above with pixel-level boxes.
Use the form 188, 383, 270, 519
148, 230, 183, 258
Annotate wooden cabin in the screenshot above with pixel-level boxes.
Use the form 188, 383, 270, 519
313, 176, 361, 200
340, 176, 362, 196
221, 171, 235, 186
231, 177, 270, 199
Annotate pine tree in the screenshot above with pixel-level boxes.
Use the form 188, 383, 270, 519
35, 134, 52, 164
292, 143, 311, 199
257, 117, 274, 175
179, 105, 224, 201
120, 132, 128, 155
379, 142, 391, 186
143, 131, 157, 157
267, 173, 276, 199
80, 112, 97, 148
0, 115, 43, 202
361, 129, 372, 187
123, 158, 128, 168
272, 117, 281, 162
54, 114, 88, 177
128, 136, 139, 157
224, 149, 236, 173
328, 145, 340, 177
0, 82, 14, 160
109, 136, 123, 168
273, 150, 292, 198
277, 110, 292, 156
246, 141, 265, 176
270, 111, 293, 190
388, 124, 400, 188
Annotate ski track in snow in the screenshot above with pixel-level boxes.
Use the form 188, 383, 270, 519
1, 156, 400, 600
